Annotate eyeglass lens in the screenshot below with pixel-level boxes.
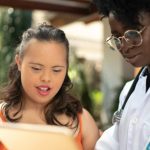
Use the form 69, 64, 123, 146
108, 30, 142, 50
124, 30, 142, 45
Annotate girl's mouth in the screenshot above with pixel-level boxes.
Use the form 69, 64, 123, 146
36, 86, 51, 96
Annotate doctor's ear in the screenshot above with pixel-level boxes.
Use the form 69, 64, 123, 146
15, 54, 22, 71
139, 11, 150, 25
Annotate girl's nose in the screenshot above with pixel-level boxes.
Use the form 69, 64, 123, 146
40, 71, 51, 82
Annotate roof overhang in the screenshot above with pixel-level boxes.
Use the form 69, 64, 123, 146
0, 0, 96, 15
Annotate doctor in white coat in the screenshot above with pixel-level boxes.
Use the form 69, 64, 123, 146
93, 0, 150, 149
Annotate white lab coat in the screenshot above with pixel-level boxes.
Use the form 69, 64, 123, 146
95, 67, 150, 150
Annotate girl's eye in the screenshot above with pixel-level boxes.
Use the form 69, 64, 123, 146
31, 67, 41, 71
53, 69, 61, 72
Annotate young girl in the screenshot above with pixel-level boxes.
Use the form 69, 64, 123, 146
0, 23, 99, 150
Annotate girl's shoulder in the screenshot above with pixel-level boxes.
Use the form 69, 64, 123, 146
81, 108, 100, 150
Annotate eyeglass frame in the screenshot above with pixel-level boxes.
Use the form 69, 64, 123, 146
106, 26, 146, 51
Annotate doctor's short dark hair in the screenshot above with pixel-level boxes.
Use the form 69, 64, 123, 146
93, 0, 150, 28
0, 23, 82, 128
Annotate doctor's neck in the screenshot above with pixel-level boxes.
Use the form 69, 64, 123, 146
147, 66, 150, 73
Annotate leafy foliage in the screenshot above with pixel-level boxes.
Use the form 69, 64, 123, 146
0, 7, 32, 84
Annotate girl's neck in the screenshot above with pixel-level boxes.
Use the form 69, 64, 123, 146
22, 98, 45, 113
19, 99, 47, 124
19, 109, 46, 124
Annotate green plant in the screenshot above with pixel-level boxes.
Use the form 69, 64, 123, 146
0, 7, 32, 84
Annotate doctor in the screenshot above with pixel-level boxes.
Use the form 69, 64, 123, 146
93, 0, 150, 150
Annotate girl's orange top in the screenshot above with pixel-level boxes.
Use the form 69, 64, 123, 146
0, 111, 83, 150
0, 111, 6, 122
0, 111, 7, 150
74, 113, 83, 150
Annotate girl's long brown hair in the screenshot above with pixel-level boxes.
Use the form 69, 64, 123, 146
0, 23, 82, 129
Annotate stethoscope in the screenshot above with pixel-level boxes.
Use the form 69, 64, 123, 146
112, 67, 145, 124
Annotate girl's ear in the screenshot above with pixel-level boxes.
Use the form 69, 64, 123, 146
15, 54, 21, 71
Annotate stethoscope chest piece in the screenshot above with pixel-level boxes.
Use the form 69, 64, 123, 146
112, 109, 123, 124
111, 67, 145, 125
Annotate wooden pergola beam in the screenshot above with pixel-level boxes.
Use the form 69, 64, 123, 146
0, 0, 96, 15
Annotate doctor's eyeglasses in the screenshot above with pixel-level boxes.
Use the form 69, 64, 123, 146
106, 26, 146, 51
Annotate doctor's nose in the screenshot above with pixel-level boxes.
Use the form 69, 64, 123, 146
119, 38, 130, 53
